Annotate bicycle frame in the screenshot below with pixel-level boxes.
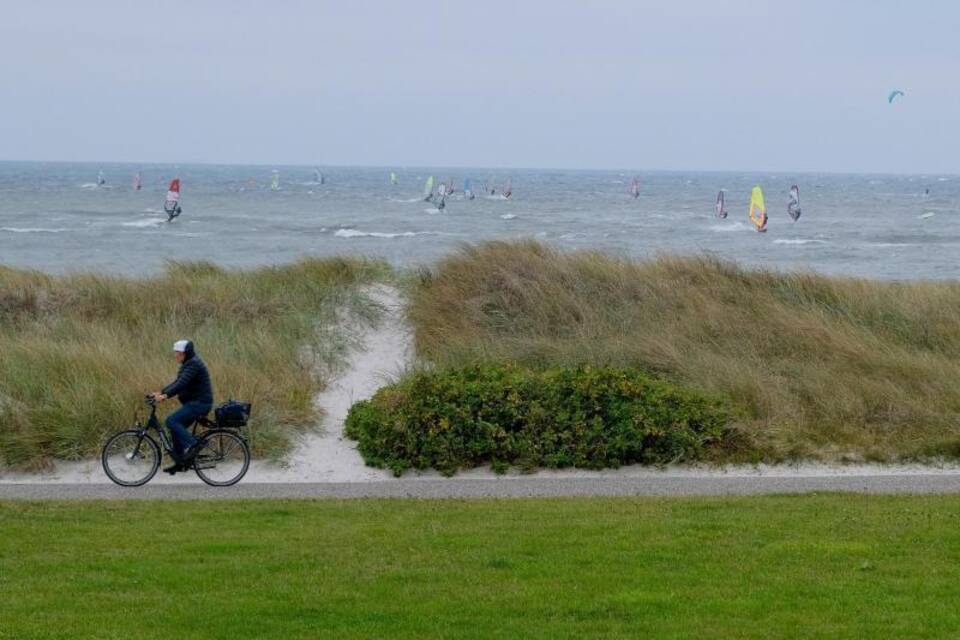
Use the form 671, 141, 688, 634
134, 401, 176, 458
135, 400, 236, 459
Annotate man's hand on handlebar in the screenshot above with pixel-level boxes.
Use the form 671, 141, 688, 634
149, 392, 168, 403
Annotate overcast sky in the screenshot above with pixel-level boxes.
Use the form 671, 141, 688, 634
2, 1, 958, 173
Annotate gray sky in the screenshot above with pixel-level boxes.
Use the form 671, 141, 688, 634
2, 1, 958, 173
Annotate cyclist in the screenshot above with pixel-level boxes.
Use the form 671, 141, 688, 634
151, 339, 214, 474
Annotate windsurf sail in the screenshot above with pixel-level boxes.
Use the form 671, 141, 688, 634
715, 190, 727, 218
503, 177, 513, 199
748, 186, 767, 232
787, 185, 801, 221
164, 178, 182, 220
888, 89, 905, 104
314, 168, 325, 185
390, 171, 398, 185
271, 171, 280, 191
630, 177, 640, 199
423, 176, 435, 201
133, 172, 142, 191
97, 170, 106, 186
464, 178, 474, 200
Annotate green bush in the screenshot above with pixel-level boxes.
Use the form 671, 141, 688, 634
345, 365, 731, 476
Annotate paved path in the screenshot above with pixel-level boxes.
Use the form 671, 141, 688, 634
4, 473, 960, 500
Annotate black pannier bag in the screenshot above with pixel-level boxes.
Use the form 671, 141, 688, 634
215, 400, 252, 428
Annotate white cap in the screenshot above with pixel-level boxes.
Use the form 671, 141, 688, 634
173, 340, 190, 352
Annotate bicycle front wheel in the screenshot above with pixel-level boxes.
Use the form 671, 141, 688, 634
102, 430, 160, 487
193, 429, 250, 487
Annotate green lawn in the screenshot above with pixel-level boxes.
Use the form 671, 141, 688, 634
2, 495, 959, 639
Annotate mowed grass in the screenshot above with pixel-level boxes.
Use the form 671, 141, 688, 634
1, 495, 960, 638
408, 240, 960, 462
0, 258, 389, 468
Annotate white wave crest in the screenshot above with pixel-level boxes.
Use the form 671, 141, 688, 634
500, 214, 517, 220
773, 239, 828, 245
710, 221, 750, 232
1, 227, 68, 234
334, 228, 428, 239
122, 218, 166, 228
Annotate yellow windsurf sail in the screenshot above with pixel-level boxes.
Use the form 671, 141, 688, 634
748, 185, 767, 232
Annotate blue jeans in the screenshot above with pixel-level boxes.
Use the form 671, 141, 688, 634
165, 401, 211, 459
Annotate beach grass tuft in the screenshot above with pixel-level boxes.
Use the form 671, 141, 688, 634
0, 257, 389, 468
407, 240, 960, 462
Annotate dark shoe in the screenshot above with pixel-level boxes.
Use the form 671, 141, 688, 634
163, 463, 184, 475
181, 441, 203, 463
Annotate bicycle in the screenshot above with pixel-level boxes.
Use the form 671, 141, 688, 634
101, 396, 250, 487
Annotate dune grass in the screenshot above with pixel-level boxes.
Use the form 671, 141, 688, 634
407, 240, 960, 462
2, 495, 959, 639
0, 257, 389, 469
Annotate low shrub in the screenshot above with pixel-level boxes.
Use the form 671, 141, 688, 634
345, 365, 731, 476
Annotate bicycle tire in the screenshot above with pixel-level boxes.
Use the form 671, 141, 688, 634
101, 430, 160, 487
193, 429, 250, 487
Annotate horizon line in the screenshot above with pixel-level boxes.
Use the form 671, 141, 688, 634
0, 158, 957, 178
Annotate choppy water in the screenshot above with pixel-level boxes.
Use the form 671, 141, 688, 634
0, 161, 957, 279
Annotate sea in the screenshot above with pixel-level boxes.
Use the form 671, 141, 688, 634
0, 161, 957, 280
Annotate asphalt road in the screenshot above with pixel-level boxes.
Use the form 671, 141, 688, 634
4, 473, 960, 500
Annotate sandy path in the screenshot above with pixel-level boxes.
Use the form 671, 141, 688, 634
242, 284, 407, 483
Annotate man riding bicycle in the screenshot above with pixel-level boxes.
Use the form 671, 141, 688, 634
151, 339, 214, 475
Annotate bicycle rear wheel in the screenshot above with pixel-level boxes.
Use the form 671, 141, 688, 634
102, 430, 160, 486
193, 429, 250, 487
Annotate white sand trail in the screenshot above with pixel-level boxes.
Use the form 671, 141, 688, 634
244, 285, 408, 482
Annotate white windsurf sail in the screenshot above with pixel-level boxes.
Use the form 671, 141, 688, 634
787, 185, 801, 221
715, 190, 727, 218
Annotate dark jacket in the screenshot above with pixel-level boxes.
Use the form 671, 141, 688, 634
162, 344, 214, 406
